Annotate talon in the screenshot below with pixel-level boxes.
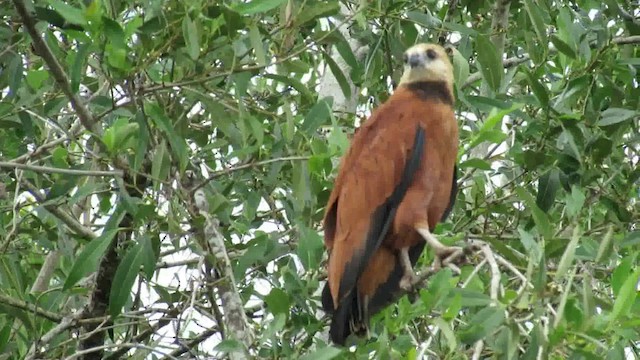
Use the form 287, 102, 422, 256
400, 272, 419, 291
398, 247, 419, 291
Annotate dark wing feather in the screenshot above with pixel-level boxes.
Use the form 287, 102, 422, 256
328, 126, 426, 345
440, 164, 458, 222
364, 164, 457, 317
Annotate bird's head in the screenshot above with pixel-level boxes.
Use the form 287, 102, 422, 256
398, 43, 454, 88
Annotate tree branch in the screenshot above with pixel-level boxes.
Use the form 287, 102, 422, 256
194, 155, 311, 192
317, 2, 368, 117
0, 293, 62, 322
12, 0, 99, 134
19, 179, 96, 239
190, 189, 253, 359
30, 250, 61, 293
102, 309, 181, 360
0, 161, 123, 177
142, 11, 361, 94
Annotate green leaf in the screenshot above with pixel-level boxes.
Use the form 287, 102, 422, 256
526, 69, 549, 106
459, 158, 491, 170
442, 22, 478, 36
103, 18, 126, 49
133, 110, 150, 173
70, 42, 92, 92
406, 11, 440, 28
46, 177, 76, 201
295, 1, 340, 26
481, 103, 523, 132
322, 50, 351, 102
233, 0, 287, 15
7, 55, 23, 98
146, 104, 189, 173
25, 70, 49, 90
303, 98, 332, 133
565, 186, 585, 219
432, 317, 457, 351
595, 226, 614, 263
475, 35, 503, 92
611, 254, 636, 296
523, 0, 547, 45
298, 346, 343, 360
550, 34, 576, 59
151, 141, 171, 184
109, 241, 146, 317
450, 47, 470, 89
138, 235, 157, 280
536, 169, 560, 212
214, 339, 245, 354
610, 266, 640, 323
459, 306, 506, 344
249, 25, 266, 66
554, 226, 580, 283
47, 0, 88, 26
264, 74, 314, 102
297, 224, 324, 270
450, 288, 492, 307
102, 118, 140, 154
51, 147, 69, 168
64, 228, 120, 290
619, 232, 640, 249
598, 108, 637, 126
264, 288, 290, 315
515, 188, 552, 239
0, 321, 11, 353
291, 161, 312, 212
245, 116, 264, 147
182, 15, 200, 60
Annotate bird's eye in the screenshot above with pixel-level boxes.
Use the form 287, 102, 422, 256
426, 49, 437, 59
403, 53, 408, 64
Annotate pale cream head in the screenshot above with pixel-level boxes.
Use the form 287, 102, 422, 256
398, 43, 455, 89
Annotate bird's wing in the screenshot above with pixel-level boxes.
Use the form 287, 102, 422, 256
322, 100, 427, 343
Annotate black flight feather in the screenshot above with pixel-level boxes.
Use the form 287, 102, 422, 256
328, 125, 426, 345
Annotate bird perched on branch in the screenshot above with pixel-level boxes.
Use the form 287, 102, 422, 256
321, 43, 465, 345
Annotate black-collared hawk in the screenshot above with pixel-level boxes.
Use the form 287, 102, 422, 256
321, 43, 463, 345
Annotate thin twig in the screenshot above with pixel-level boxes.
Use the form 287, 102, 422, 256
194, 155, 311, 192
142, 11, 362, 94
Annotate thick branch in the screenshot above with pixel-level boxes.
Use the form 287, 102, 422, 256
30, 251, 61, 293
317, 2, 368, 117
203, 215, 253, 359
192, 189, 253, 359
12, 0, 99, 134
79, 171, 148, 359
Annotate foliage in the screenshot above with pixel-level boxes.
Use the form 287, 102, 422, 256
0, 0, 638, 359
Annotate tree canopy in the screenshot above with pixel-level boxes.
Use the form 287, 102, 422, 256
0, 0, 638, 359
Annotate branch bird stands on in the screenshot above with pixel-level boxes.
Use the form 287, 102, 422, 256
321, 43, 486, 345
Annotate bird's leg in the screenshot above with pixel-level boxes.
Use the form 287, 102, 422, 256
416, 227, 466, 270
399, 247, 419, 291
